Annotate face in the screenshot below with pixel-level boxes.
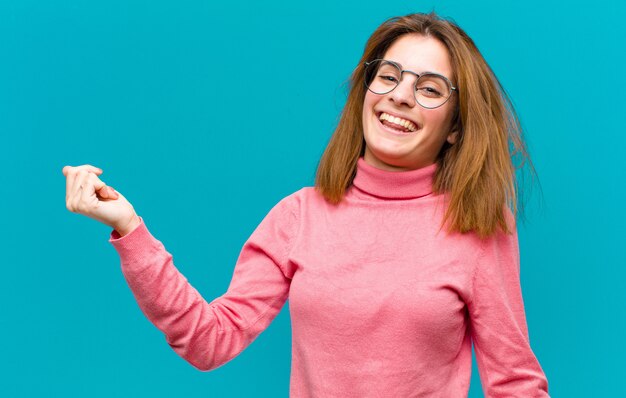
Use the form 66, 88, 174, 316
362, 33, 458, 171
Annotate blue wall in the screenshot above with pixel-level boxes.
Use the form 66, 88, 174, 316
2, 0, 624, 396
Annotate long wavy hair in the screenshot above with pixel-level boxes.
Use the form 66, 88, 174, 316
314, 12, 536, 239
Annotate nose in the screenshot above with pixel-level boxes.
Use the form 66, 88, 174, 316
388, 73, 417, 108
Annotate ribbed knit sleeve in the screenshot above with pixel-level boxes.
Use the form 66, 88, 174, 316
109, 195, 299, 371
467, 210, 549, 397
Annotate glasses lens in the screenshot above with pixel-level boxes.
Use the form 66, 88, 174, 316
365, 60, 400, 95
415, 74, 452, 108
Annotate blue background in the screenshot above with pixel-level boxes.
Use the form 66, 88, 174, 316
2, 0, 625, 396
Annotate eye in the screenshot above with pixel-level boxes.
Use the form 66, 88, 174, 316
378, 74, 398, 83
417, 86, 443, 97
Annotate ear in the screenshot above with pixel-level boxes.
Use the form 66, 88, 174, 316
446, 130, 459, 145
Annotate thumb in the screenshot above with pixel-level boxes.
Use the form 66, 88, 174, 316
85, 169, 118, 200
96, 185, 119, 200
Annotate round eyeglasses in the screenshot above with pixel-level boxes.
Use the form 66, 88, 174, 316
364, 59, 458, 109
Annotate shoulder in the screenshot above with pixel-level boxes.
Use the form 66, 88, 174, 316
264, 186, 317, 222
287, 186, 322, 200
274, 186, 328, 210
471, 205, 518, 250
470, 206, 521, 280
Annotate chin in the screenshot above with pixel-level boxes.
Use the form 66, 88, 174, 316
364, 146, 418, 171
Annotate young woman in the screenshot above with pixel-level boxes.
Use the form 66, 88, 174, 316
63, 12, 549, 397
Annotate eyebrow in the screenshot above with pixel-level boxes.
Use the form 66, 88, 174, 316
386, 59, 452, 81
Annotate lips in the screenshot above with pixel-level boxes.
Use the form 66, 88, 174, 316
377, 111, 419, 133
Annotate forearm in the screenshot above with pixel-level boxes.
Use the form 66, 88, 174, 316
113, 214, 142, 237
110, 220, 242, 370
109, 218, 291, 371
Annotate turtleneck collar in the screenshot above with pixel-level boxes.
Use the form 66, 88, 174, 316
351, 157, 437, 200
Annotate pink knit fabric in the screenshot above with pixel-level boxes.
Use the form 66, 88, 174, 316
110, 157, 549, 397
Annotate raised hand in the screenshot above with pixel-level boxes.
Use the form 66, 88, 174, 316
62, 165, 141, 236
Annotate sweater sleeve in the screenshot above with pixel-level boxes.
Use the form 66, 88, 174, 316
108, 195, 299, 371
467, 210, 549, 397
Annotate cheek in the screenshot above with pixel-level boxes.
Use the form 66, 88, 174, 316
362, 94, 377, 134
424, 106, 454, 132
363, 91, 380, 115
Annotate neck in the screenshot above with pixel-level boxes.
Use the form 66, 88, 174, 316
363, 150, 433, 172
351, 156, 437, 200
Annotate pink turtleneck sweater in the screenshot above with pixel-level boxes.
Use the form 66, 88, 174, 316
109, 157, 549, 397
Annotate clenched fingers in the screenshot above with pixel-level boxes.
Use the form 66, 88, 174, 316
68, 171, 94, 212
64, 166, 117, 214
62, 164, 102, 177
63, 165, 103, 202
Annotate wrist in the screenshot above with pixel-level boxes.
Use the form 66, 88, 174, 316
114, 214, 141, 237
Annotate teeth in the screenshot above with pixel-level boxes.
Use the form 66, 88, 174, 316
379, 112, 417, 132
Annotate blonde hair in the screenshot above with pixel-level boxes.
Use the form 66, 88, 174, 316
315, 12, 536, 239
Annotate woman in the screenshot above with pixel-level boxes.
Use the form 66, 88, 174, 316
63, 12, 549, 397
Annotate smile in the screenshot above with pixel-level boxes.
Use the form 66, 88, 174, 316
377, 112, 419, 134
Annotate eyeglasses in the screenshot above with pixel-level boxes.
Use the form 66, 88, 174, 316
364, 59, 458, 109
